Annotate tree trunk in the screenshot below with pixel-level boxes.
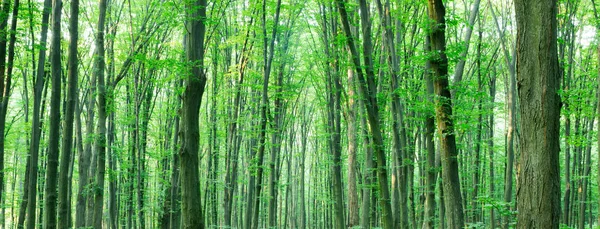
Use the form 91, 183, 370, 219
472, 18, 483, 223
92, 0, 108, 226
57, 0, 78, 226
488, 68, 497, 228
426, 1, 465, 228
422, 35, 436, 229
514, 0, 561, 228
346, 66, 359, 228
180, 0, 207, 226
26, 0, 51, 227
320, 4, 345, 229
452, 0, 481, 85
578, 117, 594, 229
0, 0, 17, 213
335, 0, 394, 227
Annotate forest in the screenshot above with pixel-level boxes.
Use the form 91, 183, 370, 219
0, 0, 591, 228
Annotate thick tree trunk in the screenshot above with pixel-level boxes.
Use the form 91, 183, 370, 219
426, 1, 465, 228
514, 0, 561, 228
180, 0, 207, 227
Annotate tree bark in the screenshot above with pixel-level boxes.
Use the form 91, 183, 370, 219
514, 0, 561, 228
426, 1, 465, 228
180, 0, 207, 226
345, 66, 359, 228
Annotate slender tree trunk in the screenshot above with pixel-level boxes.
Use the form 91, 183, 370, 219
43, 0, 62, 224
57, 0, 78, 226
488, 68, 497, 228
106, 22, 118, 229
92, 0, 108, 226
248, 1, 281, 228
422, 35, 436, 229
514, 0, 561, 228
26, 0, 51, 227
0, 0, 18, 223
320, 4, 345, 229
346, 66, 359, 228
596, 34, 600, 229
452, 0, 481, 85
223, 15, 250, 227
75, 88, 91, 228
206, 45, 219, 228
0, 0, 17, 214
299, 108, 308, 229
335, 0, 394, 227
578, 117, 594, 229
472, 19, 483, 223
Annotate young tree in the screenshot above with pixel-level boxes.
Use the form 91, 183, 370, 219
43, 0, 62, 226
514, 0, 561, 228
26, 0, 51, 227
57, 0, 78, 226
92, 0, 108, 226
335, 0, 394, 227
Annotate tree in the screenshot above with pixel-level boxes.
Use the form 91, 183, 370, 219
426, 1, 465, 228
43, 0, 62, 226
335, 0, 394, 227
180, 0, 207, 227
514, 0, 561, 228
26, 0, 51, 227
92, 0, 108, 226
57, 0, 78, 226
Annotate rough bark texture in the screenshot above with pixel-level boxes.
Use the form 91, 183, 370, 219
346, 67, 359, 228
180, 0, 207, 227
426, 1, 465, 228
514, 0, 561, 228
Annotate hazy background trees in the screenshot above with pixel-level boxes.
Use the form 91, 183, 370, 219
0, 0, 596, 228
